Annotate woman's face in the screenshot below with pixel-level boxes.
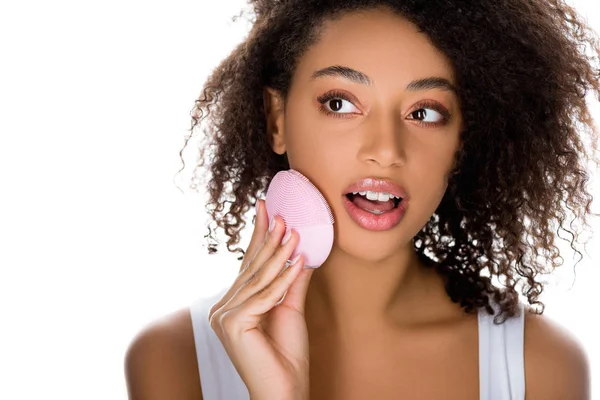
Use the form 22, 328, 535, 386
266, 7, 463, 262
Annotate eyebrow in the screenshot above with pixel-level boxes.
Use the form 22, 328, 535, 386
310, 65, 458, 94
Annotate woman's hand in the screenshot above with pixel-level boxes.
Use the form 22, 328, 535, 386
208, 199, 316, 400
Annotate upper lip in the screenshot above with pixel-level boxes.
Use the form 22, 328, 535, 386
343, 177, 409, 200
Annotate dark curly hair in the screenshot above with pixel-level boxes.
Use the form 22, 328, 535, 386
178, 0, 600, 323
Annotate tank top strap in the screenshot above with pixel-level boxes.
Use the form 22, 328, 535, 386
189, 287, 250, 400
478, 299, 526, 400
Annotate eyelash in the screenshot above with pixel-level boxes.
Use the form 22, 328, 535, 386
316, 90, 452, 126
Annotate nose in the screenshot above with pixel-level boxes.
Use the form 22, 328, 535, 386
357, 113, 406, 168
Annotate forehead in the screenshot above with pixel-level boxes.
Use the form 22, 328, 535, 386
293, 7, 456, 89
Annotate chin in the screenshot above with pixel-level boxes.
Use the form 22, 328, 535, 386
333, 226, 415, 264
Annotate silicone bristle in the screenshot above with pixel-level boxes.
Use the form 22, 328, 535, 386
265, 169, 334, 228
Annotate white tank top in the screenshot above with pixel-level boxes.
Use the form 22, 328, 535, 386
189, 287, 525, 400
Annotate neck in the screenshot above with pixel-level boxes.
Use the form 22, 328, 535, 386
305, 243, 444, 336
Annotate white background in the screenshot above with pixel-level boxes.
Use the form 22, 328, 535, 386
1, 1, 598, 399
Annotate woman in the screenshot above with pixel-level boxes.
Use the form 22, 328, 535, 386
125, 1, 599, 399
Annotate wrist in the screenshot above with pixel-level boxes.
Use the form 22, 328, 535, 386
249, 386, 309, 400
249, 392, 308, 400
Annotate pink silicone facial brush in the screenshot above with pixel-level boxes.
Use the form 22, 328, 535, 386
264, 169, 335, 268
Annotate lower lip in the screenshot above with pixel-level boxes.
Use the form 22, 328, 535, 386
342, 195, 407, 231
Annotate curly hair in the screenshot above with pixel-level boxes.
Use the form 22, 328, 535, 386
178, 0, 600, 323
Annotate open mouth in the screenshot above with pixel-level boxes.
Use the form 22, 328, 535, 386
344, 192, 403, 211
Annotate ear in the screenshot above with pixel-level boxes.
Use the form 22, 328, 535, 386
263, 87, 286, 155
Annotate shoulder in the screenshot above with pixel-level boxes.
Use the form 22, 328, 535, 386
124, 307, 203, 400
523, 306, 590, 400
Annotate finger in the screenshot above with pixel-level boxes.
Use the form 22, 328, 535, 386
208, 220, 291, 321
208, 201, 278, 320
218, 258, 305, 337
244, 216, 295, 279
223, 229, 300, 311
209, 214, 286, 308
278, 260, 315, 313
239, 199, 269, 272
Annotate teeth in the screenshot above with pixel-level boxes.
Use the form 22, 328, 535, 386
377, 192, 390, 202
366, 191, 379, 201
351, 191, 401, 201
366, 210, 385, 215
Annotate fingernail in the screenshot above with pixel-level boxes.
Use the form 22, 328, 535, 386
256, 200, 261, 214
282, 229, 292, 245
269, 218, 276, 232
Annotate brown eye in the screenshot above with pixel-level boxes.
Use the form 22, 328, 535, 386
411, 108, 443, 123
317, 90, 360, 117
329, 99, 344, 112
322, 97, 357, 114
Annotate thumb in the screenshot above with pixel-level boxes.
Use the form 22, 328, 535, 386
279, 264, 316, 313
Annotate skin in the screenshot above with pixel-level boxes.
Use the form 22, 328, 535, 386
265, 7, 465, 334
125, 7, 591, 400
264, 7, 475, 398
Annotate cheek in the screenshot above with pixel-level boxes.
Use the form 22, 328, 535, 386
284, 115, 350, 169
408, 147, 454, 202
